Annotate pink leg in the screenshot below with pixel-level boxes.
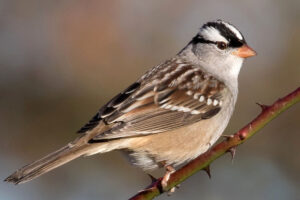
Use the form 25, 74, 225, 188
161, 165, 178, 195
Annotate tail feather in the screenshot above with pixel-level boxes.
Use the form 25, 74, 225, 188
4, 144, 88, 184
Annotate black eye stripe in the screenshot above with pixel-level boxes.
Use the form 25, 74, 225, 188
190, 35, 244, 50
229, 39, 244, 47
191, 35, 244, 48
190, 36, 216, 45
190, 36, 226, 46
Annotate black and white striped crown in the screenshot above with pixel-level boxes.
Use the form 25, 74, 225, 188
192, 20, 246, 48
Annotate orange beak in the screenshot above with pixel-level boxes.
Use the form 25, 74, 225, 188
232, 44, 257, 58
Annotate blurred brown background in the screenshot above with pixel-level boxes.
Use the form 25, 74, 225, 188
0, 1, 299, 200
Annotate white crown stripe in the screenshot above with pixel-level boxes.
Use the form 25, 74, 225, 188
222, 22, 243, 40
201, 27, 228, 43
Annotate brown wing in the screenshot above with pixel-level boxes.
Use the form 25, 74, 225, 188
78, 59, 229, 141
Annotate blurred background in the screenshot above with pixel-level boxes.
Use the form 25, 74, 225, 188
0, 0, 299, 200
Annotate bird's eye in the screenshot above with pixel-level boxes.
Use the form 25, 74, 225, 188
216, 42, 228, 50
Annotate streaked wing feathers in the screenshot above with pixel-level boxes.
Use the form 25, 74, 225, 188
77, 59, 228, 141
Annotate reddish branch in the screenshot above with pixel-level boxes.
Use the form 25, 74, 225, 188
129, 87, 300, 200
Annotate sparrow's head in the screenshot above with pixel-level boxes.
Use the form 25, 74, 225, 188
183, 19, 256, 80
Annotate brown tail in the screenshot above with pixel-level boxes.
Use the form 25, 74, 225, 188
4, 144, 89, 184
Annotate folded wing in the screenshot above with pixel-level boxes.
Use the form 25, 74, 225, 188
77, 59, 228, 141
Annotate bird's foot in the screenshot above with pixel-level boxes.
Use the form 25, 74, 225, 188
161, 165, 178, 195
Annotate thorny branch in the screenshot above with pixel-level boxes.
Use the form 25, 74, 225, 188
129, 87, 300, 200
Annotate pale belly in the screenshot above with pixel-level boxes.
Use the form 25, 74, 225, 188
121, 103, 233, 170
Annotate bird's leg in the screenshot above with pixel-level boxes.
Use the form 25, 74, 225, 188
161, 165, 177, 195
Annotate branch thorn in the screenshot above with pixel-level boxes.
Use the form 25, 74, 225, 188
147, 173, 157, 183
227, 146, 237, 162
203, 165, 211, 179
222, 134, 234, 141
256, 102, 270, 111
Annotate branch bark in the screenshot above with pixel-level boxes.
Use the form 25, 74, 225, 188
129, 87, 300, 200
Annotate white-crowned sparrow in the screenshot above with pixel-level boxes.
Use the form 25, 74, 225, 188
5, 20, 256, 186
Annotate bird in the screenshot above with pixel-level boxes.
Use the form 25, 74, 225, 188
5, 19, 256, 190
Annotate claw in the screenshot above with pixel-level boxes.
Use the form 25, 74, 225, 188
203, 165, 211, 179
167, 187, 176, 196
167, 183, 180, 196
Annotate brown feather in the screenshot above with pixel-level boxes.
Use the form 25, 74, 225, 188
87, 59, 229, 141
